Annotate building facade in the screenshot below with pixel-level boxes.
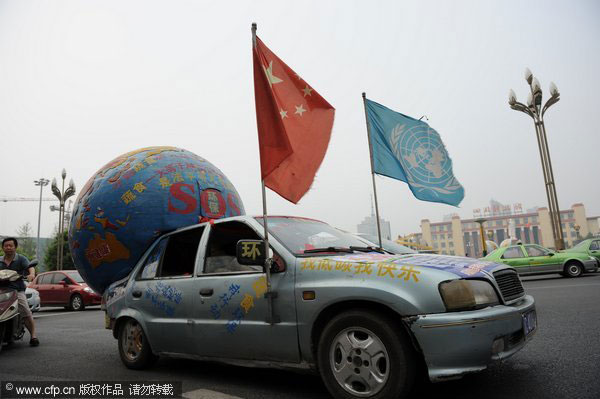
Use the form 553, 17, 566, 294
418, 203, 599, 257
357, 215, 392, 240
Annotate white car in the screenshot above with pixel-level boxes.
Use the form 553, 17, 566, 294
25, 285, 41, 313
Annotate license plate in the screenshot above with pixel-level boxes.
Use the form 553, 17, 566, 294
522, 309, 537, 337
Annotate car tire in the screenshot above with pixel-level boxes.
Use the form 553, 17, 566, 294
564, 262, 583, 278
69, 294, 85, 311
118, 318, 158, 370
317, 309, 416, 399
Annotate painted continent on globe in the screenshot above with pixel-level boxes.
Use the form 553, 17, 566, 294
68, 146, 245, 294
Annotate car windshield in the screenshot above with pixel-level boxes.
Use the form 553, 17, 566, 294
256, 216, 370, 256
571, 241, 588, 251
356, 234, 416, 254
65, 271, 84, 283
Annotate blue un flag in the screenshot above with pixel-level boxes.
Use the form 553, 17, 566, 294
365, 99, 464, 207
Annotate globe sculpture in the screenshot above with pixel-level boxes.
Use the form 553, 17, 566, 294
68, 146, 245, 294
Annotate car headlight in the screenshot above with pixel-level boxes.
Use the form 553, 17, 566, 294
83, 287, 93, 293
439, 279, 500, 311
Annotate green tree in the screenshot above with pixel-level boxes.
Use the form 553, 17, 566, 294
43, 230, 75, 271
15, 222, 36, 259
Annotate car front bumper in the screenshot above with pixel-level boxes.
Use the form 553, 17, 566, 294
28, 297, 41, 312
83, 293, 102, 306
406, 294, 536, 382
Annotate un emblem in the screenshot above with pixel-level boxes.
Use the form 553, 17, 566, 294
389, 123, 462, 196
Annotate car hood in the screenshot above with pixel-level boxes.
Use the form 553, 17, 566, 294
320, 253, 501, 279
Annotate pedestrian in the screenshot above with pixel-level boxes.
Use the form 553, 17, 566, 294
0, 237, 39, 346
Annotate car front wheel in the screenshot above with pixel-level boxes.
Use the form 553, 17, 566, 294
70, 294, 85, 311
317, 309, 416, 399
564, 262, 583, 278
118, 319, 157, 369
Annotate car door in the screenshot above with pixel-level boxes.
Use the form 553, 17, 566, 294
48, 272, 68, 304
35, 273, 53, 304
589, 240, 600, 263
500, 246, 531, 274
524, 245, 559, 273
130, 225, 205, 355
191, 220, 299, 363
55, 272, 74, 304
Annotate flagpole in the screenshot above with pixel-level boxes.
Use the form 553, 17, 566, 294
253, 22, 277, 325
362, 92, 384, 249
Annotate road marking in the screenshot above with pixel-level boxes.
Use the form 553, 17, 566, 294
183, 389, 243, 399
34, 312, 83, 318
525, 282, 600, 290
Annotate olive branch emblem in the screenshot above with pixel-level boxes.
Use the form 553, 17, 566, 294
389, 123, 462, 196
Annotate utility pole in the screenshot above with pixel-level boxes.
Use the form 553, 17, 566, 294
33, 178, 50, 261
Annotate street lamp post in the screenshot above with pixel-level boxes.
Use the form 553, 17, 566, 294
509, 68, 565, 250
33, 178, 50, 261
475, 218, 488, 256
51, 169, 76, 270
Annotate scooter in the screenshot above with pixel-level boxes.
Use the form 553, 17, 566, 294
0, 269, 26, 352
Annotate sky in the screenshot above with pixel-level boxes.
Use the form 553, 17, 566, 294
1, 0, 599, 241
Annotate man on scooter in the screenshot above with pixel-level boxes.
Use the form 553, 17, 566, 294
0, 237, 39, 346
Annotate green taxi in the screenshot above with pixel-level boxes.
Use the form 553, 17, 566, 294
565, 238, 600, 266
484, 243, 598, 277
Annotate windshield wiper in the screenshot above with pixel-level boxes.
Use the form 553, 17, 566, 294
303, 247, 355, 254
350, 246, 385, 254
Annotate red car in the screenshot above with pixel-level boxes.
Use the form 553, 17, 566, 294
30, 270, 101, 311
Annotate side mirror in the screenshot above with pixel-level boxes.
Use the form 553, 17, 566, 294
270, 256, 286, 274
548, 252, 555, 257
236, 240, 266, 266
59, 281, 67, 286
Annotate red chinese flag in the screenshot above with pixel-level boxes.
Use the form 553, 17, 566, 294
253, 36, 335, 204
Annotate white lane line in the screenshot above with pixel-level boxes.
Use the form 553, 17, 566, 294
33, 312, 83, 318
183, 389, 243, 399
525, 282, 600, 290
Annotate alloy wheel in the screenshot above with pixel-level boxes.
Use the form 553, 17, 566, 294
121, 321, 144, 362
329, 326, 390, 397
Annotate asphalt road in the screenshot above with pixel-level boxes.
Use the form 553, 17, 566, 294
1, 273, 599, 399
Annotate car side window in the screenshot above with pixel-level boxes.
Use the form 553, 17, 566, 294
203, 221, 266, 275
502, 247, 524, 259
159, 226, 205, 278
50, 273, 64, 284
590, 241, 600, 251
38, 274, 49, 284
139, 238, 168, 280
525, 245, 549, 257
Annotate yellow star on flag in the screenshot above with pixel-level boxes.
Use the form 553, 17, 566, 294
263, 61, 283, 87
302, 86, 313, 97
295, 104, 307, 116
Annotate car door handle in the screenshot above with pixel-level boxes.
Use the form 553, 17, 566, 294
199, 288, 214, 297
132, 290, 142, 298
